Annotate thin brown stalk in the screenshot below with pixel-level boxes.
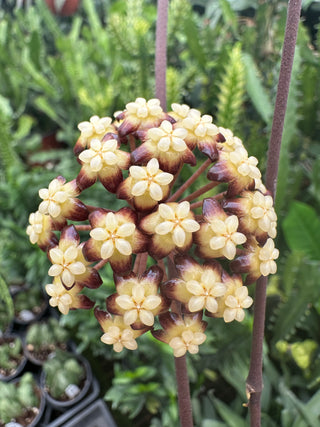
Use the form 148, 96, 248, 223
94, 259, 109, 271
174, 356, 193, 427
167, 159, 212, 202
246, 1, 302, 426
155, 0, 169, 109
157, 259, 168, 281
128, 134, 136, 152
74, 225, 91, 231
180, 181, 218, 203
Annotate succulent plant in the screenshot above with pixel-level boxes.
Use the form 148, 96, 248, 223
13, 286, 46, 320
0, 336, 24, 375
0, 373, 39, 424
26, 317, 69, 358
43, 349, 85, 400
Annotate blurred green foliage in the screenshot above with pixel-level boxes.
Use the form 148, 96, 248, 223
0, 0, 320, 425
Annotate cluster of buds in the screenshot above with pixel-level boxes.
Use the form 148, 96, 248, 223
27, 98, 278, 356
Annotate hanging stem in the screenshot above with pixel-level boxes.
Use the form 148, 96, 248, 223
180, 181, 219, 203
156, 2, 193, 425
128, 134, 136, 152
74, 225, 91, 231
174, 356, 193, 427
246, 1, 302, 426
167, 159, 212, 202
94, 259, 109, 271
155, 0, 169, 109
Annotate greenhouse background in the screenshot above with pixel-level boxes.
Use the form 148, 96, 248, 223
0, 0, 320, 426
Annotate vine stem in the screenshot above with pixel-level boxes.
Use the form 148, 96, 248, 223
156, 1, 193, 425
180, 181, 218, 203
155, 0, 169, 109
167, 158, 212, 202
74, 225, 91, 231
246, 1, 302, 426
94, 259, 109, 271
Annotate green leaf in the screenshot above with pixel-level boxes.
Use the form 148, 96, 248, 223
211, 396, 247, 427
242, 53, 273, 124
282, 201, 320, 259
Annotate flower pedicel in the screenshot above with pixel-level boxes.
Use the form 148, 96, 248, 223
27, 98, 278, 357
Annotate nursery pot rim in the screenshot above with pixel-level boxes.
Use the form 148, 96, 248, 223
0, 334, 27, 382
41, 352, 92, 409
1, 374, 46, 427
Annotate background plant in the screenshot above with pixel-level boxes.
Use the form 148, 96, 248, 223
0, 0, 320, 425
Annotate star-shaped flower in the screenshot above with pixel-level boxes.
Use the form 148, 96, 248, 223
74, 115, 115, 155
107, 266, 168, 329
83, 208, 147, 274
140, 201, 200, 259
95, 308, 149, 352
223, 190, 277, 242
162, 256, 226, 314
45, 277, 94, 315
118, 98, 166, 137
206, 272, 253, 322
26, 210, 58, 251
76, 136, 130, 192
231, 237, 279, 284
38, 176, 88, 225
117, 158, 174, 211
207, 146, 261, 196
195, 198, 246, 260
173, 109, 221, 161
48, 225, 102, 289
131, 120, 196, 174
152, 312, 207, 357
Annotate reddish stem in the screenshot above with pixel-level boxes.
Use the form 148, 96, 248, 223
174, 356, 193, 427
94, 259, 108, 271
167, 159, 212, 202
74, 225, 91, 231
247, 1, 302, 426
157, 259, 168, 281
128, 134, 136, 152
180, 181, 219, 203
155, 0, 169, 109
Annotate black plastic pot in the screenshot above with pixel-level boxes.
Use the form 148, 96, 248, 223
0, 374, 45, 427
0, 334, 27, 382
13, 287, 48, 327
41, 353, 92, 410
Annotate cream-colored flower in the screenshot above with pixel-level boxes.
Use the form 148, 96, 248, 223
254, 178, 267, 193
169, 103, 192, 121
129, 158, 173, 201
229, 146, 261, 180
258, 238, 279, 276
126, 98, 163, 121
223, 286, 253, 323
217, 127, 244, 152
90, 212, 136, 259
250, 192, 277, 238
26, 211, 55, 249
116, 283, 162, 326
38, 178, 70, 218
147, 120, 188, 153
209, 215, 247, 260
186, 269, 226, 313
46, 279, 74, 315
78, 115, 113, 139
169, 330, 207, 357
48, 244, 86, 288
101, 326, 138, 352
45, 277, 93, 315
154, 201, 200, 247
181, 109, 218, 138
78, 138, 124, 172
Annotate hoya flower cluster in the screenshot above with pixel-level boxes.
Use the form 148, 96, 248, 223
27, 97, 278, 356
